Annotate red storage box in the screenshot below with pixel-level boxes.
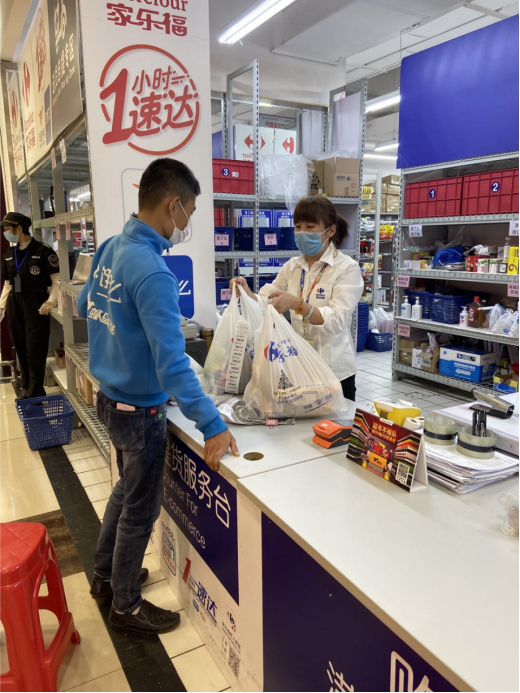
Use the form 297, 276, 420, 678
405, 177, 463, 218
214, 208, 225, 226
212, 159, 254, 195
462, 169, 519, 215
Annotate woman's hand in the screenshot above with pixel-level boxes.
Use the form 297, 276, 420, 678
230, 276, 247, 296
269, 291, 299, 314
39, 301, 54, 315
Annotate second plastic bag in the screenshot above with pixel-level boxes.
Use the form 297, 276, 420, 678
239, 288, 264, 366
244, 304, 346, 419
204, 292, 249, 395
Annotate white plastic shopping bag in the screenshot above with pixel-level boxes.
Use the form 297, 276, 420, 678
204, 292, 249, 395
239, 289, 264, 367
244, 304, 346, 419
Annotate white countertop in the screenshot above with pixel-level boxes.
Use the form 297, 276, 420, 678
166, 402, 357, 483
239, 453, 519, 692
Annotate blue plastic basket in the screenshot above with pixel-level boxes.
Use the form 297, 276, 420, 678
215, 280, 232, 305
278, 227, 298, 250
16, 395, 74, 451
357, 302, 370, 352
430, 295, 467, 324
214, 227, 234, 252
405, 290, 432, 319
366, 332, 393, 352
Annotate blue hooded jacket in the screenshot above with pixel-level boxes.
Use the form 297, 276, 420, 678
77, 215, 227, 441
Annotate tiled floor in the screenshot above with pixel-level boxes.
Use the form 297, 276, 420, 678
0, 354, 469, 691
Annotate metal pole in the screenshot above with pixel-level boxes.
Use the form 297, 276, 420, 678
373, 170, 382, 311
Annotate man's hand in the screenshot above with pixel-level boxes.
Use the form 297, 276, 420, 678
269, 291, 299, 314
39, 301, 55, 315
204, 430, 239, 472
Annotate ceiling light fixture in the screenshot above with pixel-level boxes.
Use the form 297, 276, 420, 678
218, 0, 298, 45
364, 153, 398, 161
365, 93, 401, 114
77, 191, 92, 199
374, 142, 399, 152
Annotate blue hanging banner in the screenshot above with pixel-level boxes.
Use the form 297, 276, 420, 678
398, 15, 519, 169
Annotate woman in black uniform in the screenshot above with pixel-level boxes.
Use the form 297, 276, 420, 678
0, 212, 60, 399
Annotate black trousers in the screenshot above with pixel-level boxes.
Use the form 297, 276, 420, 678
7, 291, 50, 398
341, 375, 356, 402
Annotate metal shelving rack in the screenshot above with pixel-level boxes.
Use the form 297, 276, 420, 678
213, 74, 367, 297
392, 151, 520, 392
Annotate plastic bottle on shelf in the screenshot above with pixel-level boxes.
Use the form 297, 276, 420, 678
411, 297, 423, 320
468, 296, 483, 328
459, 306, 469, 327
401, 296, 412, 318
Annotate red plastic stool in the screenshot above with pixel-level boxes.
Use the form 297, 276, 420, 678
0, 523, 80, 691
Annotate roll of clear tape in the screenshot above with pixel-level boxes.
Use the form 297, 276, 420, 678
457, 426, 497, 460
423, 414, 457, 446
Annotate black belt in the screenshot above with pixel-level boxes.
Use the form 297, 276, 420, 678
457, 438, 495, 454
424, 429, 456, 441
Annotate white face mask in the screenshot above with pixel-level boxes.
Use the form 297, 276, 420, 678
169, 201, 192, 245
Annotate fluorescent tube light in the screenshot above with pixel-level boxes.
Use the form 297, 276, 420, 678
77, 192, 92, 199
366, 94, 401, 113
374, 142, 399, 152
218, 0, 298, 44
364, 153, 398, 161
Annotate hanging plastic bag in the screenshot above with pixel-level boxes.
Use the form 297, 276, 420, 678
204, 292, 249, 395
491, 309, 514, 335
509, 311, 519, 339
188, 356, 210, 395
244, 305, 347, 419
489, 303, 506, 332
369, 310, 377, 331
373, 306, 393, 333
239, 289, 264, 367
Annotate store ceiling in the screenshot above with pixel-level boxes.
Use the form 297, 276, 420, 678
211, 0, 518, 85
0, 0, 33, 62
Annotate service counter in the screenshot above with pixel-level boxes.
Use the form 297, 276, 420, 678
151, 404, 519, 692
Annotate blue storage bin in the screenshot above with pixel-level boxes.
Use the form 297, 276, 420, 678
214, 227, 234, 252
279, 227, 298, 251
234, 229, 254, 251
16, 395, 74, 451
215, 280, 232, 305
405, 290, 432, 319
366, 332, 393, 352
259, 228, 280, 251
430, 295, 467, 324
356, 302, 370, 352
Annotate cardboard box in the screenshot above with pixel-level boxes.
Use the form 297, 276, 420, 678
399, 338, 426, 367
54, 347, 66, 369
362, 184, 376, 199
361, 201, 376, 213
383, 174, 400, 186
382, 194, 400, 213
439, 347, 495, 383
309, 160, 324, 196
507, 246, 519, 275
323, 157, 360, 197
382, 183, 400, 196
412, 345, 440, 374
76, 369, 94, 406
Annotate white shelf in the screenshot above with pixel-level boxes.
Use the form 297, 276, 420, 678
61, 283, 85, 298
397, 268, 518, 283
401, 151, 519, 175
395, 364, 493, 393
361, 212, 399, 216
215, 251, 256, 259
65, 344, 99, 388
395, 316, 518, 345
33, 207, 95, 229
213, 193, 255, 202
401, 213, 518, 226
258, 250, 300, 258
46, 357, 68, 392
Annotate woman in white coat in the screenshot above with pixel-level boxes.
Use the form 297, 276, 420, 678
231, 196, 364, 401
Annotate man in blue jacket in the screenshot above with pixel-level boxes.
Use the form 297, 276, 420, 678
77, 158, 238, 634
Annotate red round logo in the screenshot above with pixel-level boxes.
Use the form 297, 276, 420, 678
99, 44, 200, 156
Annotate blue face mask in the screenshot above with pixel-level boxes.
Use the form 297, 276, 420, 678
3, 229, 19, 245
294, 228, 330, 256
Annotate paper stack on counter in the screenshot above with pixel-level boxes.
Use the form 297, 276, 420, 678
425, 443, 519, 494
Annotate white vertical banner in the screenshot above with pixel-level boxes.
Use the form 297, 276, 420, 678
79, 0, 215, 326
6, 71, 26, 179
332, 92, 361, 156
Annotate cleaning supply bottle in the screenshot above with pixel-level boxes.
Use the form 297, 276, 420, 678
411, 297, 423, 320
468, 296, 483, 328
459, 306, 469, 327
401, 296, 412, 318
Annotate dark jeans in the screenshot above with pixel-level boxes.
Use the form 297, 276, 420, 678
94, 391, 167, 612
341, 375, 356, 402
